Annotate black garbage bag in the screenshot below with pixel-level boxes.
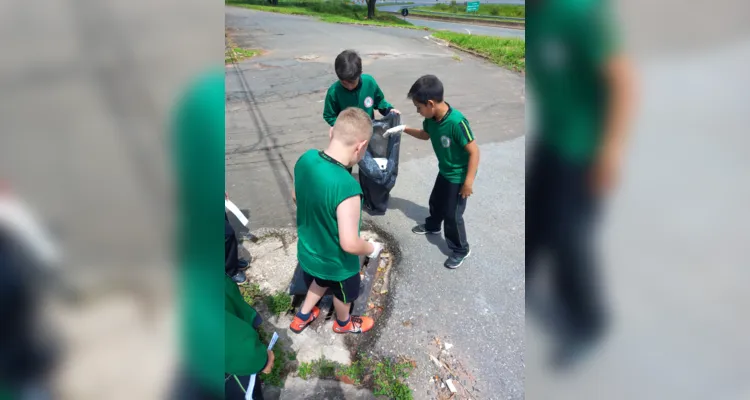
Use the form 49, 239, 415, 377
358, 112, 401, 214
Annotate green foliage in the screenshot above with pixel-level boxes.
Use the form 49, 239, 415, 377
265, 291, 293, 316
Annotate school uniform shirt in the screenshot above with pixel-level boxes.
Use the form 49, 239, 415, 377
172, 68, 227, 396
225, 275, 268, 376
423, 105, 475, 184
294, 150, 362, 282
526, 0, 620, 163
323, 74, 392, 126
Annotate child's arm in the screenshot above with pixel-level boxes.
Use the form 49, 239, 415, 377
337, 196, 382, 256
385, 123, 429, 140
461, 141, 480, 198
454, 119, 479, 198
323, 89, 340, 127
403, 127, 429, 140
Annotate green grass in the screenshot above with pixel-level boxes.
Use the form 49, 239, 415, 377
414, 2, 524, 18
297, 355, 414, 400
265, 291, 293, 316
240, 283, 264, 306
255, 327, 296, 387
227, 0, 423, 29
432, 31, 525, 72
225, 47, 260, 64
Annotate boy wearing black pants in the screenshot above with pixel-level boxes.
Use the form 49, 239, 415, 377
385, 75, 480, 269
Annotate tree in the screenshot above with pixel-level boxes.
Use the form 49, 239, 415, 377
366, 0, 376, 19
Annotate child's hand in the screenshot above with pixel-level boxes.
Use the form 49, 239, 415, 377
390, 109, 401, 115
262, 350, 275, 374
384, 125, 405, 138
460, 181, 474, 199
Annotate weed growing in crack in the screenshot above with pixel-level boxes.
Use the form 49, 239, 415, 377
265, 291, 293, 316
295, 355, 415, 399
240, 283, 263, 306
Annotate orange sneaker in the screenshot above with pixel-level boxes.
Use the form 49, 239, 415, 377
289, 307, 320, 333
332, 315, 374, 334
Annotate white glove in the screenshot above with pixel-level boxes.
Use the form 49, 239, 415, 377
367, 240, 383, 259
383, 125, 405, 138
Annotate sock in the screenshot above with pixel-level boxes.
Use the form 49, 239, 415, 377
336, 317, 350, 327
297, 310, 311, 321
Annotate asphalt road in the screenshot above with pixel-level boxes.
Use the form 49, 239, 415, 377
225, 6, 525, 399
377, 2, 525, 38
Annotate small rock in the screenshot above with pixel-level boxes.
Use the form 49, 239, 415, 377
444, 343, 454, 350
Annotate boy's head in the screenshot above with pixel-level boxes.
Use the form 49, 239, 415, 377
335, 50, 362, 91
407, 75, 445, 119
330, 107, 372, 166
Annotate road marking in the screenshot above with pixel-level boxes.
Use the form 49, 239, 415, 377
465, 28, 471, 35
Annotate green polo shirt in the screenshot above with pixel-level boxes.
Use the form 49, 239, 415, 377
423, 105, 475, 184
526, 0, 620, 162
295, 149, 362, 281
225, 275, 268, 375
323, 74, 393, 126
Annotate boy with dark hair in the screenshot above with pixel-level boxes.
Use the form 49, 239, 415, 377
384, 75, 480, 269
323, 50, 399, 127
290, 107, 384, 334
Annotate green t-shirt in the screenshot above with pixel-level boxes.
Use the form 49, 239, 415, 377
295, 149, 362, 281
323, 74, 393, 126
423, 106, 475, 184
527, 0, 619, 162
225, 275, 268, 376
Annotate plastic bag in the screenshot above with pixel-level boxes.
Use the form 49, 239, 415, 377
357, 112, 402, 213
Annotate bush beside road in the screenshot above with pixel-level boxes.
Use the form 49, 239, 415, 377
227, 0, 422, 29
433, 31, 525, 72
415, 3, 525, 18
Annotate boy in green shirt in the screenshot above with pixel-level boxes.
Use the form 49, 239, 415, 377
225, 274, 274, 399
526, 0, 634, 367
290, 108, 384, 335
323, 50, 399, 127
385, 75, 481, 269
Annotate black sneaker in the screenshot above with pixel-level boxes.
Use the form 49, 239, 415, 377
231, 271, 248, 285
412, 224, 441, 235
238, 258, 251, 271
444, 249, 471, 269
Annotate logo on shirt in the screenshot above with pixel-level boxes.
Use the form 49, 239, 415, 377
364, 96, 373, 108
440, 135, 451, 148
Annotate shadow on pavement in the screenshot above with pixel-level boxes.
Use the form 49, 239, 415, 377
426, 233, 452, 256
388, 196, 428, 224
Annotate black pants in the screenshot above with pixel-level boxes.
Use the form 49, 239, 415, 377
225, 213, 240, 276
225, 374, 264, 400
425, 174, 470, 256
526, 142, 604, 338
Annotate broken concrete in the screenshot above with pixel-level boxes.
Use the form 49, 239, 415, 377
241, 227, 391, 368
279, 377, 378, 400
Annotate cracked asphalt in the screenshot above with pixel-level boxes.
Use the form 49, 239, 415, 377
225, 7, 525, 399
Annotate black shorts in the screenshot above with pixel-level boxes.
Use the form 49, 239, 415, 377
303, 271, 361, 304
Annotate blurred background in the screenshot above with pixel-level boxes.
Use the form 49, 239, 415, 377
1, 0, 749, 397
0, 0, 221, 398
526, 0, 750, 399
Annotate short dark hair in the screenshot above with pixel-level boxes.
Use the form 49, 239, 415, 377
407, 75, 444, 104
334, 50, 362, 82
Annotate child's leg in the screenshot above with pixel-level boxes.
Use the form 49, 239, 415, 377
424, 174, 450, 232
330, 274, 375, 333
299, 279, 327, 315
443, 180, 470, 256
